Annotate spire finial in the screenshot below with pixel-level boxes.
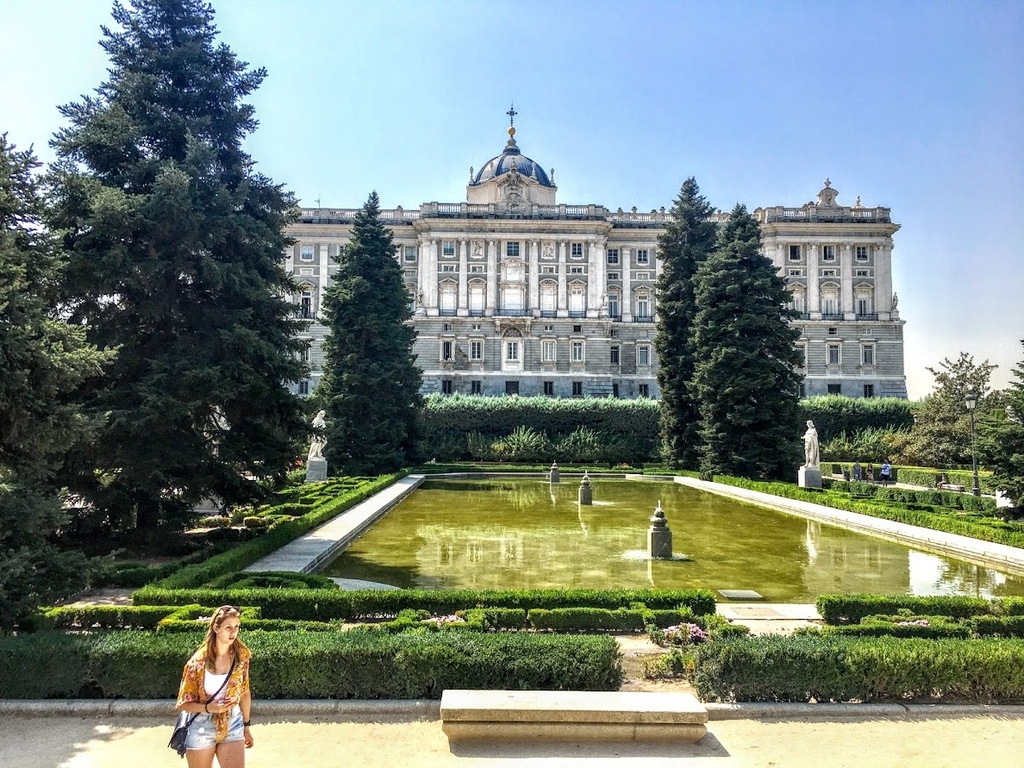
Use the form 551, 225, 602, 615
506, 103, 517, 137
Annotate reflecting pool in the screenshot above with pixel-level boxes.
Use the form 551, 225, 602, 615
322, 478, 1024, 602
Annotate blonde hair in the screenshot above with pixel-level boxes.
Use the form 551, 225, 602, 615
201, 605, 248, 667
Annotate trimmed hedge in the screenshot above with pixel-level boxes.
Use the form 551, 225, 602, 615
204, 571, 339, 591
816, 595, 992, 625
711, 475, 1024, 549
691, 634, 1024, 703
799, 396, 915, 441
419, 395, 661, 463
131, 587, 717, 621
153, 473, 403, 589
0, 630, 623, 699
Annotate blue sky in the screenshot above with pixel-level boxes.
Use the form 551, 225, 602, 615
2, 0, 1021, 399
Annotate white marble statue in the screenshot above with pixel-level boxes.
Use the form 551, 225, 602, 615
803, 420, 820, 468
308, 409, 327, 462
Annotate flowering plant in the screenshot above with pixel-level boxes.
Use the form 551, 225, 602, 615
423, 614, 465, 628
661, 623, 709, 645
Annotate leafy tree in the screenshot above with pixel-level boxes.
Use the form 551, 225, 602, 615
654, 178, 718, 468
978, 341, 1024, 508
47, 0, 308, 537
900, 353, 997, 468
0, 136, 110, 628
690, 204, 802, 479
317, 192, 421, 475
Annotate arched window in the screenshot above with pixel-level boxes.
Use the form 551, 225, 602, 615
568, 282, 586, 316
634, 291, 652, 322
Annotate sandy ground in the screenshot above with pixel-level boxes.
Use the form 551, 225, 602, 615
1, 712, 1023, 768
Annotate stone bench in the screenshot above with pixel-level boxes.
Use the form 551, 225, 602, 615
440, 689, 707, 743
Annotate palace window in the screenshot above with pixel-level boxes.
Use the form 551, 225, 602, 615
506, 242, 520, 257
541, 265, 556, 274
441, 264, 457, 272
544, 324, 554, 332
571, 242, 584, 258
470, 340, 483, 361
863, 384, 875, 398
299, 267, 314, 276
788, 268, 805, 277
441, 379, 453, 395
573, 324, 582, 333
827, 383, 842, 395
635, 272, 651, 281
822, 245, 836, 261
607, 248, 619, 265
470, 264, 484, 273
610, 346, 620, 364
442, 241, 455, 256
638, 383, 649, 397
505, 341, 520, 361
569, 266, 584, 274
298, 380, 309, 396
612, 383, 619, 398
542, 340, 556, 362
571, 341, 585, 362
404, 245, 417, 262
543, 381, 555, 396
608, 294, 620, 318
607, 271, 620, 280
820, 269, 837, 277
856, 246, 869, 261
637, 344, 651, 367
470, 380, 482, 395
828, 327, 838, 335
789, 245, 802, 260
443, 323, 454, 331
636, 249, 650, 265
572, 381, 584, 397
300, 244, 314, 261
855, 269, 871, 277
862, 344, 875, 365
827, 344, 841, 365
441, 341, 454, 361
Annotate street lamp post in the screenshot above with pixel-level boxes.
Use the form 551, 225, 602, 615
965, 392, 981, 497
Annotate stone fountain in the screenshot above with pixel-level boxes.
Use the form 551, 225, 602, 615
648, 499, 673, 559
577, 471, 592, 505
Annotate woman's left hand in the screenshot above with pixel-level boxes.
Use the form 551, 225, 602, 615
244, 725, 254, 748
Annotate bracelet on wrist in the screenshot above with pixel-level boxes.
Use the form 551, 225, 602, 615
243, 720, 251, 727
204, 703, 209, 713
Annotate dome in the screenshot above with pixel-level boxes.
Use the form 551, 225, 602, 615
470, 131, 555, 188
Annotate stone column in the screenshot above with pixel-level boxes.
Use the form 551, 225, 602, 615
486, 240, 498, 315
875, 243, 893, 319
415, 236, 429, 316
621, 247, 633, 322
806, 243, 820, 319
316, 243, 329, 318
841, 242, 854, 317
588, 239, 604, 318
528, 240, 540, 316
557, 241, 568, 316
457, 239, 468, 316
425, 238, 439, 316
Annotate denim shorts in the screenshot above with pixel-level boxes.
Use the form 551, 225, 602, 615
185, 705, 243, 751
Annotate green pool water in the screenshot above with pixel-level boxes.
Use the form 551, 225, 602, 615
322, 477, 1024, 602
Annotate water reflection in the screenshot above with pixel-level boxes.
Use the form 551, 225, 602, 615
323, 478, 1024, 601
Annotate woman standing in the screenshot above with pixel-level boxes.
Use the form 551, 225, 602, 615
176, 606, 254, 767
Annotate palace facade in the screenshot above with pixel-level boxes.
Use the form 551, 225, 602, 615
284, 124, 907, 400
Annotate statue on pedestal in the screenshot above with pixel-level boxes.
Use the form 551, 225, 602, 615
308, 410, 327, 462
803, 420, 820, 468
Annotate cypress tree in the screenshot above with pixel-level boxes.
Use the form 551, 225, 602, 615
654, 178, 718, 468
318, 192, 422, 475
691, 204, 803, 480
0, 136, 110, 627
47, 0, 308, 536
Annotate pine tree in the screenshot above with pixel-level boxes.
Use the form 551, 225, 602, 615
979, 343, 1024, 508
0, 136, 110, 628
47, 0, 308, 536
317, 192, 422, 475
690, 204, 803, 480
654, 178, 718, 468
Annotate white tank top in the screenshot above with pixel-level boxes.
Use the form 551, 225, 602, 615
204, 671, 229, 702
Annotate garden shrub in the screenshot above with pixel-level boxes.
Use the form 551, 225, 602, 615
0, 630, 623, 699
204, 571, 339, 590
528, 608, 647, 632
131, 587, 717, 621
816, 594, 991, 625
691, 634, 1024, 703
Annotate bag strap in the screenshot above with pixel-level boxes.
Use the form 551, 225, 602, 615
183, 657, 238, 728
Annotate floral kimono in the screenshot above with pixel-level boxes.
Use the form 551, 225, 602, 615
176, 644, 251, 743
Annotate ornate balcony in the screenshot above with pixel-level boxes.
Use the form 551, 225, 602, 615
855, 313, 879, 321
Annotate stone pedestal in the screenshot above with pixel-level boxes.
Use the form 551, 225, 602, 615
798, 466, 822, 489
549, 462, 560, 484
305, 458, 328, 483
648, 500, 673, 559
577, 472, 592, 505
